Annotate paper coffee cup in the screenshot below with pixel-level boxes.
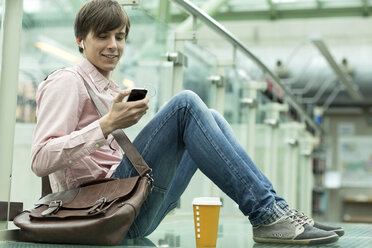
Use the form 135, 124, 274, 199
192, 197, 222, 247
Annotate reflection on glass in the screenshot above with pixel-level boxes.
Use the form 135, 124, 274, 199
16, 72, 37, 123
146, 218, 257, 248
119, 237, 157, 247
184, 42, 217, 106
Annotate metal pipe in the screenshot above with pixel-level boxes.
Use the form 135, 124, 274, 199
322, 85, 344, 111
311, 37, 363, 101
301, 78, 336, 104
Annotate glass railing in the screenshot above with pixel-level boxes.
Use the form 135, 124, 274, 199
163, 0, 318, 219
169, 0, 321, 136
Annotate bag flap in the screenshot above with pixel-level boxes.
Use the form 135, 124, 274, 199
34, 176, 140, 209
35, 187, 79, 206
79, 177, 116, 187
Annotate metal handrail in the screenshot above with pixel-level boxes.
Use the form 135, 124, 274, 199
170, 0, 321, 135
311, 37, 363, 101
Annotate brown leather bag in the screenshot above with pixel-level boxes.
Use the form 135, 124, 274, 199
13, 74, 153, 245
13, 175, 152, 245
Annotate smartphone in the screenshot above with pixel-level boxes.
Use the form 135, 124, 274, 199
127, 88, 148, 102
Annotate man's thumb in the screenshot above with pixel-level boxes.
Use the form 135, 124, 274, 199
114, 89, 131, 103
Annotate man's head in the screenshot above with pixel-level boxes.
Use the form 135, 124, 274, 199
74, 0, 130, 78
74, 0, 130, 53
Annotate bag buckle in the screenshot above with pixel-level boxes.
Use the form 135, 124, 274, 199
96, 197, 107, 206
41, 200, 62, 216
88, 197, 107, 214
145, 169, 154, 190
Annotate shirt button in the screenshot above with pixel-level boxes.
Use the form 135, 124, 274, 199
95, 144, 100, 148
68, 160, 72, 164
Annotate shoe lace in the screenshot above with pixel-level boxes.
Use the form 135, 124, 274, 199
291, 209, 313, 224
285, 212, 307, 228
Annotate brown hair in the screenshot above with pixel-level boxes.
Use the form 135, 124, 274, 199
74, 0, 130, 53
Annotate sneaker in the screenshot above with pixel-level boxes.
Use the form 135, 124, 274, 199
291, 209, 345, 237
253, 212, 339, 245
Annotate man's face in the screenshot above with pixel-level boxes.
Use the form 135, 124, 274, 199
81, 26, 126, 79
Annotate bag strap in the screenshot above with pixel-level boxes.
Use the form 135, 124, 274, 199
81, 75, 151, 177
42, 176, 52, 197
41, 71, 152, 197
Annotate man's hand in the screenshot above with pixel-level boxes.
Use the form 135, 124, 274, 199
99, 89, 149, 137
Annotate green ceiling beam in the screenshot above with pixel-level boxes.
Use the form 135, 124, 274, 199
22, 17, 75, 27
175, 0, 228, 32
170, 6, 372, 22
18, 2, 372, 29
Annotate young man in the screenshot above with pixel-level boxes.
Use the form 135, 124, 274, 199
31, 0, 343, 245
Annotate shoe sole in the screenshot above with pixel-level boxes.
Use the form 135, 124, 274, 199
253, 233, 339, 245
313, 224, 345, 237
334, 229, 345, 237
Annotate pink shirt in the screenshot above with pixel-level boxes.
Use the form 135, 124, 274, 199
31, 58, 123, 192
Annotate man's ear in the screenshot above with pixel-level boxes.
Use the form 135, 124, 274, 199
76, 37, 83, 49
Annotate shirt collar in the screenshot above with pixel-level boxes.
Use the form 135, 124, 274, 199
76, 58, 114, 93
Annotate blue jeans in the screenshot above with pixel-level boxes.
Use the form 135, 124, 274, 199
112, 90, 288, 238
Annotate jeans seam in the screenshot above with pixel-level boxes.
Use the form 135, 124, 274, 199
187, 104, 256, 202
139, 105, 183, 161
144, 200, 178, 236
128, 218, 141, 238
152, 185, 167, 194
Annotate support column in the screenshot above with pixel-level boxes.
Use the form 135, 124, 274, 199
262, 103, 288, 189
167, 32, 195, 97
282, 122, 305, 209
241, 81, 266, 159
208, 60, 235, 198
210, 59, 234, 114
173, 33, 187, 95
0, 0, 23, 230
299, 133, 319, 216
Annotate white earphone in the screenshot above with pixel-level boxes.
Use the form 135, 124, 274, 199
81, 40, 85, 50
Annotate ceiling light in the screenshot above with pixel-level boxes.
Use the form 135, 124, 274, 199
122, 78, 134, 88
34, 42, 80, 63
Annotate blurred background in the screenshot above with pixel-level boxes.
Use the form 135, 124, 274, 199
1, 0, 372, 244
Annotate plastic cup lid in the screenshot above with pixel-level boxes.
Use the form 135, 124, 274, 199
192, 197, 222, 206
